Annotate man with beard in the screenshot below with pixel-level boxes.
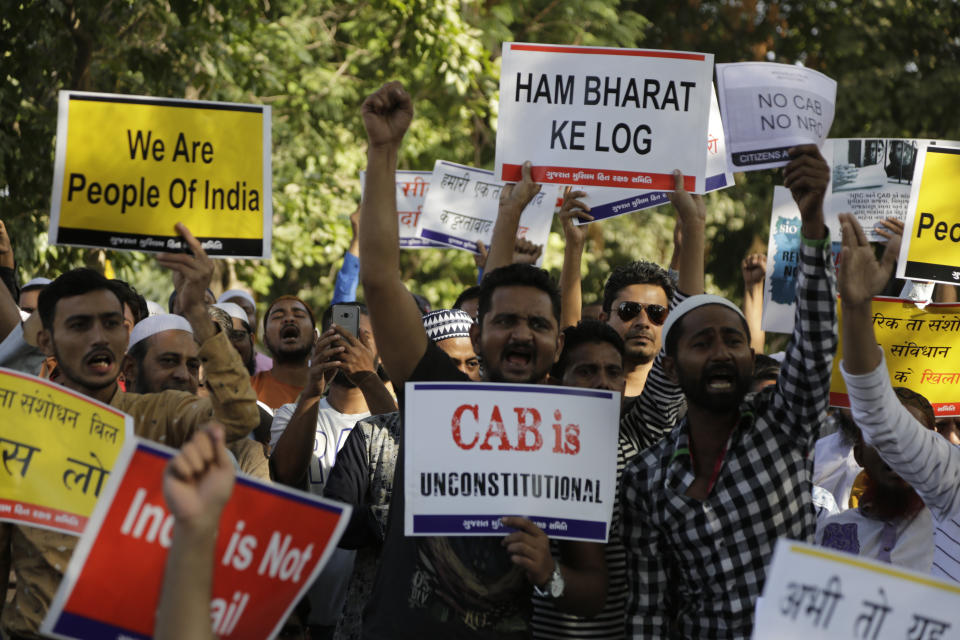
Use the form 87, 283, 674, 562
0, 223, 259, 639
622, 145, 837, 639
251, 295, 316, 409
357, 82, 606, 640
122, 311, 270, 481
270, 307, 396, 639
122, 314, 201, 394
215, 301, 258, 375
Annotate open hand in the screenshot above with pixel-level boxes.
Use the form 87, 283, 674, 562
839, 213, 897, 306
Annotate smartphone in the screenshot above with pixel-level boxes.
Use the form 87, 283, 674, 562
331, 304, 360, 338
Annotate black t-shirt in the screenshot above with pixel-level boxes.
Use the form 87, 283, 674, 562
361, 342, 532, 639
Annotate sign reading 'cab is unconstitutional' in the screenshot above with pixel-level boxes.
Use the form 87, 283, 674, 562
404, 382, 621, 543
49, 91, 272, 259
495, 43, 715, 193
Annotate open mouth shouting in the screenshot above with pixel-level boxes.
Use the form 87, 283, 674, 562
704, 366, 738, 394
83, 349, 116, 377
280, 324, 301, 343
501, 343, 535, 377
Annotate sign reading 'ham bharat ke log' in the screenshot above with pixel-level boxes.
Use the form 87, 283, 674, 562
404, 382, 621, 543
495, 43, 715, 193
41, 439, 350, 640
49, 91, 272, 258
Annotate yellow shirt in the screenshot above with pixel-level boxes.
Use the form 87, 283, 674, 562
0, 330, 258, 638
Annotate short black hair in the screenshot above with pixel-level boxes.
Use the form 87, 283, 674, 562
110, 279, 148, 324
752, 353, 780, 386
477, 264, 561, 326
602, 261, 675, 313
38, 269, 122, 331
893, 386, 936, 431
551, 320, 625, 380
454, 285, 481, 310
664, 306, 751, 358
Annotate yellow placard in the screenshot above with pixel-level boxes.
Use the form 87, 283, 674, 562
830, 298, 960, 416
899, 145, 960, 284
0, 367, 133, 534
50, 91, 271, 258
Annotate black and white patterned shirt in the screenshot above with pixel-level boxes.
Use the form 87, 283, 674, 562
532, 293, 688, 639
622, 238, 837, 639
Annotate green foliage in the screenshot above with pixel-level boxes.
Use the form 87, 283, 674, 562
3, 0, 960, 321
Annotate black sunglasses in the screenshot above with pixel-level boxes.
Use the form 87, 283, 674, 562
616, 301, 667, 326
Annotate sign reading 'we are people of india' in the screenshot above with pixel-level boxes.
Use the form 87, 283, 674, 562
404, 382, 620, 543
494, 43, 715, 193
41, 438, 351, 640
0, 367, 133, 535
416, 160, 560, 265
896, 144, 960, 286
828, 297, 960, 417
752, 539, 960, 639
575, 85, 735, 224
716, 62, 837, 172
49, 91, 272, 259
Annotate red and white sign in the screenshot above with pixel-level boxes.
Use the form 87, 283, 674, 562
404, 382, 620, 542
41, 438, 350, 640
495, 43, 714, 193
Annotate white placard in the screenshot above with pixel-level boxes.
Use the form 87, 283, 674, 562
495, 42, 714, 193
416, 160, 559, 264
762, 186, 842, 334
360, 169, 441, 249
753, 539, 960, 639
717, 62, 837, 172
574, 85, 734, 223
403, 382, 620, 542
822, 139, 960, 242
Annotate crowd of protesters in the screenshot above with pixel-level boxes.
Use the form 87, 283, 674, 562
1, 79, 959, 640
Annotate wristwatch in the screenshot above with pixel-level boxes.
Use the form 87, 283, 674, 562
533, 560, 565, 598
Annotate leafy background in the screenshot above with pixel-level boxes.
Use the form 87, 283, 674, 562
3, 0, 959, 327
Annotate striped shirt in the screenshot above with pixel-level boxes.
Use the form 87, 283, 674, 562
531, 292, 688, 639
841, 354, 960, 582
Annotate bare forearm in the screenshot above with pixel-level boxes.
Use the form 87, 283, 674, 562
555, 541, 607, 616
560, 239, 584, 329
155, 522, 217, 640
483, 210, 523, 276
676, 220, 705, 295
355, 372, 398, 415
271, 399, 321, 487
743, 284, 765, 352
359, 146, 400, 290
840, 301, 881, 374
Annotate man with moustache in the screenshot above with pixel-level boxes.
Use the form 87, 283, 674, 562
622, 145, 837, 639
122, 314, 201, 394
251, 295, 316, 409
357, 81, 606, 640
0, 224, 259, 639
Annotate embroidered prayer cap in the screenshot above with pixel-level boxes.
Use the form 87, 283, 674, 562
662, 294, 747, 347
422, 309, 474, 343
218, 289, 256, 308
214, 302, 248, 323
128, 313, 194, 350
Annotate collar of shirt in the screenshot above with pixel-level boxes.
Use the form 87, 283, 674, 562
664, 409, 757, 497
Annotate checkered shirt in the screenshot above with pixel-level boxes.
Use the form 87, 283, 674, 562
622, 238, 837, 639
